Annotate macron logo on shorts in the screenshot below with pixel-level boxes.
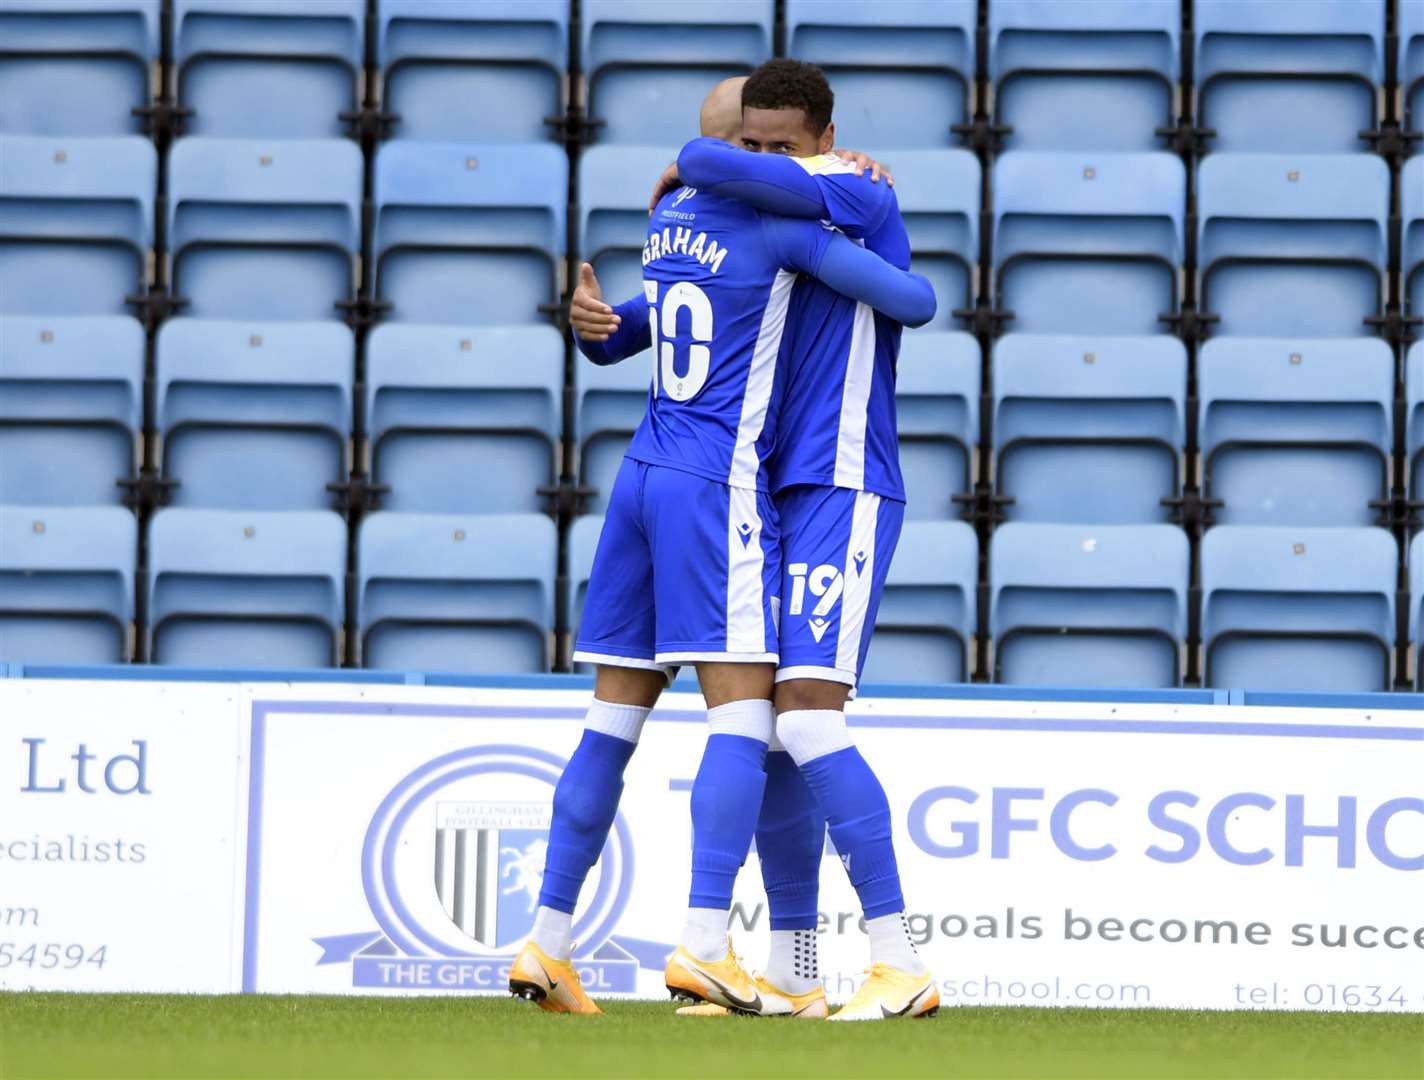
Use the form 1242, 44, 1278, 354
736, 521, 755, 547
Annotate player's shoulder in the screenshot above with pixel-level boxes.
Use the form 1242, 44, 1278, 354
791, 153, 860, 178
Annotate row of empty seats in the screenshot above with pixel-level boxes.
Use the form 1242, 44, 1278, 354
3, 1, 1419, 153
4, 505, 1421, 693
9, 318, 1424, 527
4, 134, 1418, 338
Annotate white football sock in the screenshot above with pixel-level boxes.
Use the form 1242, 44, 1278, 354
775, 709, 853, 766
585, 698, 652, 743
530, 906, 573, 961
706, 697, 775, 742
680, 907, 729, 962
866, 912, 926, 975
763, 928, 820, 995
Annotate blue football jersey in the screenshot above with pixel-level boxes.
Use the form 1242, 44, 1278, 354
623, 187, 835, 491
769, 155, 911, 502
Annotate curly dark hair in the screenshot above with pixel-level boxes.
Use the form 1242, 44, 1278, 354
741, 59, 834, 135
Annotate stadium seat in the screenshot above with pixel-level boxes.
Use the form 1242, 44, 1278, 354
989, 0, 1181, 151
1407, 342, 1424, 506
894, 331, 978, 522
168, 137, 363, 321
0, 134, 155, 317
1411, 532, 1424, 686
174, 0, 364, 138
990, 523, 1188, 688
786, 0, 975, 148
373, 142, 567, 325
992, 334, 1186, 524
0, 314, 141, 507
146, 508, 347, 668
1405, 157, 1423, 324
0, 0, 159, 136
583, 0, 773, 145
884, 149, 980, 332
1194, 0, 1385, 153
1197, 153, 1389, 338
357, 511, 556, 674
0, 504, 136, 663
378, 0, 568, 143
992, 152, 1184, 335
1199, 337, 1394, 527
580, 146, 681, 309
1201, 525, 1397, 692
1403, 0, 1424, 142
575, 352, 651, 515
155, 319, 354, 510
862, 520, 978, 684
567, 512, 602, 673
364, 324, 563, 514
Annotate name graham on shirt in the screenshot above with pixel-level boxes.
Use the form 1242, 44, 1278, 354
642, 226, 729, 274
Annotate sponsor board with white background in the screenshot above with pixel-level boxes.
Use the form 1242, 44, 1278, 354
4, 679, 1422, 1010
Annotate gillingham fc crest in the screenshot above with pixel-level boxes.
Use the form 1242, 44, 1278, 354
312, 744, 639, 992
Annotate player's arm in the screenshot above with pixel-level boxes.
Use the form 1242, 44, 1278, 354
764, 214, 936, 328
676, 137, 894, 236
569, 262, 651, 364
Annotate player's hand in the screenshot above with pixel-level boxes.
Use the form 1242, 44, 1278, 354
570, 262, 620, 342
648, 161, 681, 213
832, 149, 893, 185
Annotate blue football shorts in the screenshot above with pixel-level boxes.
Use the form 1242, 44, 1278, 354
773, 484, 905, 688
573, 457, 782, 674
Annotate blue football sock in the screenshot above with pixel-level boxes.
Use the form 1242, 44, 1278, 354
777, 710, 905, 920
687, 699, 773, 915
536, 701, 647, 915
755, 749, 825, 931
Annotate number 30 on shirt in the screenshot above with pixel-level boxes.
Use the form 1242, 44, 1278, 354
645, 280, 712, 401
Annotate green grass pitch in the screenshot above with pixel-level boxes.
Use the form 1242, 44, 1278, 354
2, 994, 1420, 1079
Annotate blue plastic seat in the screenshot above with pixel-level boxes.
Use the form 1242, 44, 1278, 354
786, 0, 975, 148
146, 508, 346, 668
568, 512, 603, 674
1194, 0, 1385, 153
1197, 154, 1389, 339
885, 149, 980, 332
1403, 0, 1424, 141
174, 0, 364, 138
1407, 342, 1424, 506
993, 151, 1184, 335
993, 334, 1186, 524
378, 0, 568, 143
1202, 525, 1397, 692
894, 331, 978, 522
1411, 532, 1424, 686
0, 134, 155, 316
1199, 337, 1394, 527
168, 137, 363, 321
357, 511, 556, 673
1405, 158, 1423, 324
0, 505, 136, 663
575, 353, 650, 514
373, 142, 567, 325
580, 145, 681, 309
0, 0, 159, 136
991, 523, 1188, 688
990, 0, 1181, 151
155, 319, 354, 510
863, 520, 978, 685
0, 315, 142, 506
365, 324, 563, 514
583, 0, 773, 145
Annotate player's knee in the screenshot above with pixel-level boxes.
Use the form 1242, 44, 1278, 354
593, 665, 665, 708
775, 678, 850, 714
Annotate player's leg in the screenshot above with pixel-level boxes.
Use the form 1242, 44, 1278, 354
753, 741, 825, 996
512, 460, 668, 1014
773, 486, 936, 1020
642, 468, 794, 1014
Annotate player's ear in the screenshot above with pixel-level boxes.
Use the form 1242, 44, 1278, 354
819, 122, 835, 155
